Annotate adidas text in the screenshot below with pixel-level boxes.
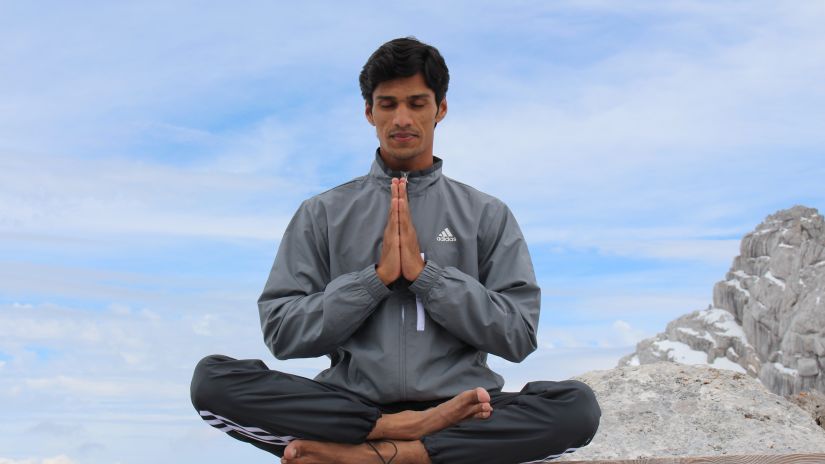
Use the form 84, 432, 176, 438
436, 228, 457, 242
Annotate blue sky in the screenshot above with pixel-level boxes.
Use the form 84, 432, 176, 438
2, 1, 825, 463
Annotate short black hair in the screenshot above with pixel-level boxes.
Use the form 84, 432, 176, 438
359, 37, 449, 107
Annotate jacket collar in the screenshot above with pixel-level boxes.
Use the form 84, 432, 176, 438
368, 148, 443, 193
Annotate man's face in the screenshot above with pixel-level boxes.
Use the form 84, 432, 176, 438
365, 73, 447, 171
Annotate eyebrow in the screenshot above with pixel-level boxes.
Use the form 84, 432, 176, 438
375, 94, 432, 101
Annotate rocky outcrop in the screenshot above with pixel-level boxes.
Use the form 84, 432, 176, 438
788, 389, 825, 430
556, 363, 825, 461
620, 206, 825, 397
617, 306, 761, 377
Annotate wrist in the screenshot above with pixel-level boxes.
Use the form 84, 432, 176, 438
408, 260, 425, 282
409, 260, 443, 297
375, 264, 393, 286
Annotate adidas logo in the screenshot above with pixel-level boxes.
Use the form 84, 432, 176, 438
436, 227, 457, 242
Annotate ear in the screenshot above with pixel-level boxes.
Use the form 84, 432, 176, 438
435, 98, 448, 123
365, 102, 375, 126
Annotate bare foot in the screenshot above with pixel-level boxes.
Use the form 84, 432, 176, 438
281, 439, 429, 464
368, 387, 492, 440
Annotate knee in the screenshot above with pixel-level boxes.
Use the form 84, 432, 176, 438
190, 354, 233, 410
526, 379, 601, 446
563, 380, 601, 445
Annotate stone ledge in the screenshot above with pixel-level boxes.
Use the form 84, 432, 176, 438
556, 364, 825, 460
563, 453, 825, 464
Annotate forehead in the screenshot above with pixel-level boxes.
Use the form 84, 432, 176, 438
372, 73, 434, 99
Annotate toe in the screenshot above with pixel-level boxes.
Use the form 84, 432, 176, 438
475, 387, 491, 403
471, 402, 492, 413
284, 444, 299, 459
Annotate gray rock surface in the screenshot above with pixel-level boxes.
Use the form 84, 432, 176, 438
788, 389, 825, 430
617, 306, 761, 376
620, 206, 825, 397
556, 363, 825, 461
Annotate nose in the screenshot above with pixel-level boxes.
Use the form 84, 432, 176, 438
392, 104, 413, 128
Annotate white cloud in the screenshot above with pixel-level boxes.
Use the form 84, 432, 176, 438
119, 352, 145, 366
525, 224, 742, 265
2, 2, 822, 254
22, 376, 181, 398
0, 150, 295, 241
24, 422, 84, 438
0, 3, 375, 150
557, 293, 710, 321
607, 238, 738, 263
193, 314, 218, 336
0, 299, 269, 411
490, 345, 633, 389
0, 456, 75, 464
0, 303, 115, 344
0, 262, 258, 314
612, 320, 646, 347
437, 1, 825, 233
537, 318, 654, 351
43, 457, 75, 464
108, 304, 132, 316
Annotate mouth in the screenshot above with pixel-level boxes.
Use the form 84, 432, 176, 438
390, 131, 418, 143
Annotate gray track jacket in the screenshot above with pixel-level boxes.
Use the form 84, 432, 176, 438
258, 152, 541, 403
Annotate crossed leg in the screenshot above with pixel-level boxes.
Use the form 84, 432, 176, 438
281, 387, 492, 464
191, 355, 600, 464
367, 387, 492, 440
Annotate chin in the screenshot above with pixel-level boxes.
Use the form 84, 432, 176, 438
385, 147, 421, 161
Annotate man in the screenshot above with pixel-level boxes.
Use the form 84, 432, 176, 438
191, 37, 601, 464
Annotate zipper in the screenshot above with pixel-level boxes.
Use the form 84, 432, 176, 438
417, 252, 425, 331
401, 171, 410, 192
400, 303, 407, 400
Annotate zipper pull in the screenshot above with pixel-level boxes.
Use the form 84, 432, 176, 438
401, 171, 409, 181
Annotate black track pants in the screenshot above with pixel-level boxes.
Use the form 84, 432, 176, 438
190, 354, 601, 464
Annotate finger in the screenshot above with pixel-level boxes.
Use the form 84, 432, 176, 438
399, 177, 407, 200
391, 198, 400, 233
387, 180, 398, 227
398, 180, 410, 216
399, 196, 416, 236
399, 198, 421, 255
384, 197, 395, 233
398, 191, 410, 229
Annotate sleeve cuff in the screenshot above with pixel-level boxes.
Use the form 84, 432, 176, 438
358, 264, 393, 303
409, 260, 444, 301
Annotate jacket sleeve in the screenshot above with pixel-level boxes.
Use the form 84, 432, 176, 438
257, 200, 392, 359
409, 201, 541, 362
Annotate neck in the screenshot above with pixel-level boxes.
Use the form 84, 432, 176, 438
379, 148, 433, 172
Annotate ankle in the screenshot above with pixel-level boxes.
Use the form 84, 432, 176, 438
370, 411, 426, 441
367, 440, 399, 464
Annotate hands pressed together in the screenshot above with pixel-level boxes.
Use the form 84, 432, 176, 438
376, 178, 425, 286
